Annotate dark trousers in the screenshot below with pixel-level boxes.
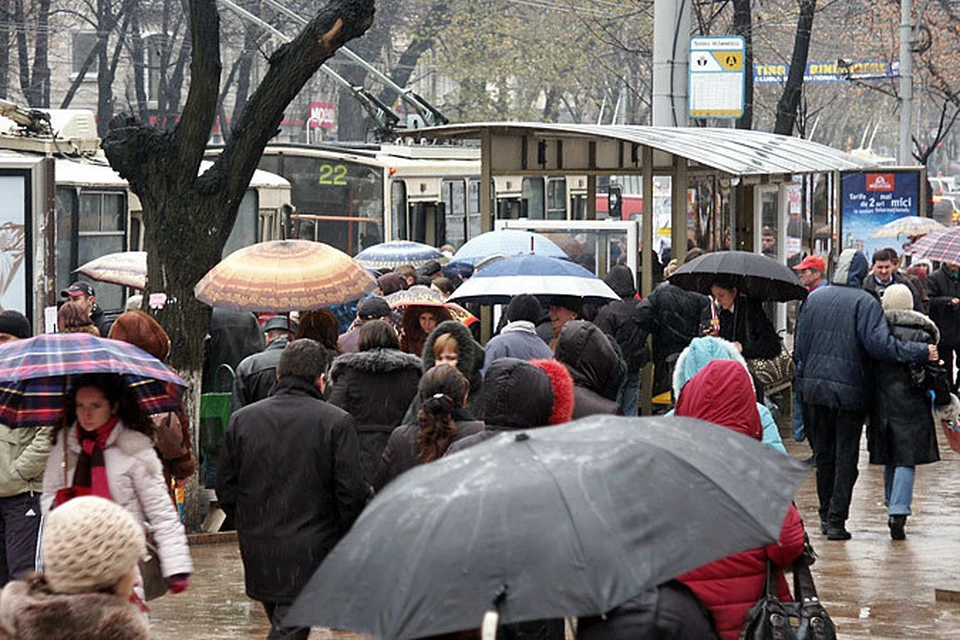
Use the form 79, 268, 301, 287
803, 403, 865, 526
262, 602, 310, 640
0, 493, 41, 585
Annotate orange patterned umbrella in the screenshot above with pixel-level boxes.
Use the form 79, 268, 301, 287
194, 240, 376, 311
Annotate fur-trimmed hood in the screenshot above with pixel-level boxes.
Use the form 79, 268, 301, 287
422, 320, 484, 376
672, 336, 750, 399
884, 308, 940, 344
481, 358, 553, 429
0, 579, 150, 640
329, 348, 422, 382
530, 358, 576, 425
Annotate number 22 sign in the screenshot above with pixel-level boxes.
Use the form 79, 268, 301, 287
318, 163, 348, 186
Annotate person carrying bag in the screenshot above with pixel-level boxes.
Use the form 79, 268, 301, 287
739, 555, 836, 640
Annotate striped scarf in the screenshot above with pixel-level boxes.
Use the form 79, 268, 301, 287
71, 416, 119, 500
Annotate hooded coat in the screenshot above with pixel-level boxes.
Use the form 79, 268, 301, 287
403, 321, 485, 423
327, 348, 423, 485
674, 360, 805, 640
670, 337, 786, 454
555, 321, 623, 419
868, 309, 943, 466
594, 266, 649, 373
635, 282, 709, 395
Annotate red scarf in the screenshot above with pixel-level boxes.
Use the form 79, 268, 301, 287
71, 416, 119, 500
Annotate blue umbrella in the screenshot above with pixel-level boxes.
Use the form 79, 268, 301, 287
447, 254, 619, 305
354, 240, 442, 269
451, 230, 568, 266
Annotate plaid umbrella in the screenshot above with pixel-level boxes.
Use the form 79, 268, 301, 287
354, 241, 442, 270
0, 333, 186, 428
906, 227, 960, 264
385, 285, 477, 325
194, 240, 376, 312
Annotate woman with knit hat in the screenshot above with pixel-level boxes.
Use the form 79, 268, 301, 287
108, 311, 196, 496
0, 496, 150, 638
40, 373, 192, 599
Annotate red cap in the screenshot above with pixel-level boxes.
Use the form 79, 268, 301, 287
792, 255, 826, 273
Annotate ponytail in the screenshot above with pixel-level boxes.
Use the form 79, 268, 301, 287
416, 365, 469, 462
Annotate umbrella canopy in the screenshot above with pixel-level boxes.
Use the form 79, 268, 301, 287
0, 333, 186, 428
669, 250, 807, 302
447, 254, 619, 306
451, 230, 568, 266
872, 216, 945, 238
194, 240, 376, 312
905, 227, 960, 264
285, 415, 808, 639
384, 285, 477, 325
354, 240, 443, 270
74, 251, 147, 289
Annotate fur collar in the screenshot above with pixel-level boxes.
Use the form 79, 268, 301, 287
329, 348, 422, 380
884, 308, 940, 343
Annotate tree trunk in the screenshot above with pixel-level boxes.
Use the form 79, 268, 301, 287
102, 0, 376, 529
733, 0, 752, 130
774, 0, 816, 136
25, 0, 51, 107
13, 0, 31, 104
0, 0, 9, 99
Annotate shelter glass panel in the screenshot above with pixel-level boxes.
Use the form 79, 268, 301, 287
523, 178, 545, 219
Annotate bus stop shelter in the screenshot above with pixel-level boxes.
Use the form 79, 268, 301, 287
419, 122, 868, 296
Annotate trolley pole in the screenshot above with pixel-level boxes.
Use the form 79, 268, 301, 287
652, 0, 690, 127
898, 0, 913, 165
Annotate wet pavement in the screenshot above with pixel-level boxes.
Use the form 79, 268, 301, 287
151, 423, 960, 639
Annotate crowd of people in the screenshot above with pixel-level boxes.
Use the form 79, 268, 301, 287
0, 239, 952, 639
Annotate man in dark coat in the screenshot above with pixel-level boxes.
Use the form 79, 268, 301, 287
794, 255, 937, 541
862, 248, 924, 312
217, 339, 367, 640
230, 315, 297, 414
595, 265, 648, 415
483, 294, 553, 374
925, 261, 960, 390
202, 308, 264, 393
555, 320, 624, 419
635, 282, 708, 398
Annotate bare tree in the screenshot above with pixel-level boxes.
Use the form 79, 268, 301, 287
774, 0, 816, 135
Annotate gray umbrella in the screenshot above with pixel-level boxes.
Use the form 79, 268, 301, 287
669, 250, 807, 302
285, 415, 808, 639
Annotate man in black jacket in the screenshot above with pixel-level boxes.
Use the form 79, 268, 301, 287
862, 248, 924, 312
217, 339, 367, 640
595, 266, 648, 416
230, 315, 297, 413
926, 261, 960, 391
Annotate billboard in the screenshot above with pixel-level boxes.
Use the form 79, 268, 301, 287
839, 169, 921, 260
0, 173, 28, 315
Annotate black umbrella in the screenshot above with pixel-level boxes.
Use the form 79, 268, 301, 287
669, 250, 807, 302
284, 415, 809, 639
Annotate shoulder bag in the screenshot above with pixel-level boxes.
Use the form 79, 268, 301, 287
739, 555, 836, 640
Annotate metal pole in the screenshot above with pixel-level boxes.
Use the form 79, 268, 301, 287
899, 0, 913, 165
652, 0, 690, 126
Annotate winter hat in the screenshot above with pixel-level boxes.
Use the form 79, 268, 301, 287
357, 296, 392, 321
603, 265, 636, 298
378, 272, 407, 296
0, 310, 31, 339
882, 283, 914, 311
506, 294, 543, 323
42, 496, 146, 594
108, 310, 170, 361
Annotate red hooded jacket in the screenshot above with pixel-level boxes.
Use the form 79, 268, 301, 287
674, 360, 806, 640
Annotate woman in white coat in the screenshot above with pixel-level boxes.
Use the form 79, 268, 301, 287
41, 373, 192, 595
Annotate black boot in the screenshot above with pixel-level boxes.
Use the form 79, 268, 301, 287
889, 515, 907, 541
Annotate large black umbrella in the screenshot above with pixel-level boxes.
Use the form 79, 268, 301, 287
284, 415, 809, 639
669, 250, 807, 302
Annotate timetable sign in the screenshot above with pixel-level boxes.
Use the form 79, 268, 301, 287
689, 36, 745, 119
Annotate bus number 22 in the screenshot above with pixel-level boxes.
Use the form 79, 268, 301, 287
319, 164, 348, 186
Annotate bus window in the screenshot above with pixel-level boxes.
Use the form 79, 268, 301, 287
467, 179, 481, 246
570, 194, 587, 220
223, 189, 258, 257
442, 179, 467, 248
522, 177, 545, 219
547, 178, 567, 220
77, 191, 126, 310
295, 218, 317, 241
129, 215, 142, 252
54, 187, 77, 301
410, 202, 446, 247
391, 180, 407, 241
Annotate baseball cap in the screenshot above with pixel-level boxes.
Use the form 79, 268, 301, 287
60, 281, 95, 298
357, 296, 392, 321
792, 255, 826, 273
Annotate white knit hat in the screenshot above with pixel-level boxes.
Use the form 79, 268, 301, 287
42, 496, 146, 594
882, 283, 914, 312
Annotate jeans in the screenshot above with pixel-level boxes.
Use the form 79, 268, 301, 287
884, 465, 915, 516
0, 493, 41, 585
803, 403, 865, 526
792, 388, 805, 442
262, 602, 310, 640
616, 371, 642, 417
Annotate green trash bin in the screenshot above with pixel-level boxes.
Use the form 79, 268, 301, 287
199, 364, 235, 488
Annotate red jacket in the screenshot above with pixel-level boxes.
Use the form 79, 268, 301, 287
674, 360, 806, 640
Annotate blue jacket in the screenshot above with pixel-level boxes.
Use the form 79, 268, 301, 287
794, 284, 929, 411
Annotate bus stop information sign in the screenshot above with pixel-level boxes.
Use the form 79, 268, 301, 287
689, 36, 745, 119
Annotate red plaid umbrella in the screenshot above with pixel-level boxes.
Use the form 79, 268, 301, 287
906, 227, 960, 264
0, 333, 186, 427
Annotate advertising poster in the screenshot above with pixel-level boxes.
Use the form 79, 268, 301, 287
839, 170, 921, 261
0, 174, 27, 314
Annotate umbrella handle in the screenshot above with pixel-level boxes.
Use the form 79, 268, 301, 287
481, 610, 499, 640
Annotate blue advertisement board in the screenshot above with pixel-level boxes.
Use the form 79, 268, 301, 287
839, 170, 921, 260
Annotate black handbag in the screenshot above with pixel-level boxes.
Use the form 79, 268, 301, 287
739, 556, 836, 640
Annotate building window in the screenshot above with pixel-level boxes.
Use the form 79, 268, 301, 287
71, 32, 99, 76
144, 34, 165, 103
